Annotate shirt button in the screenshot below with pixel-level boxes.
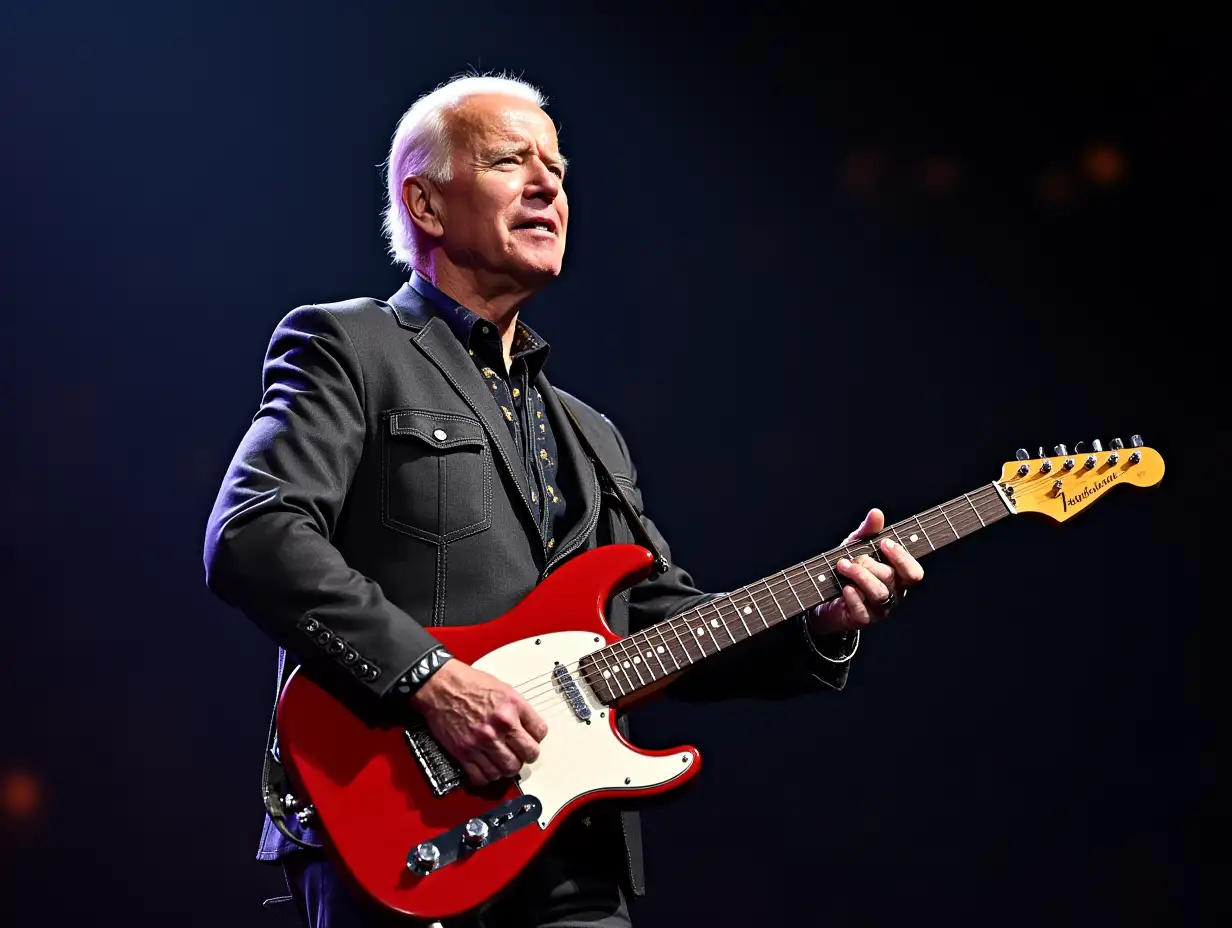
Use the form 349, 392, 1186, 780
481, 325, 490, 334
432, 428, 448, 441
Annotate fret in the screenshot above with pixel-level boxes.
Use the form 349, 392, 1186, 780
758, 580, 781, 626
911, 514, 936, 552
728, 595, 755, 639
936, 504, 960, 543
657, 624, 683, 671
780, 569, 807, 615
963, 492, 985, 528
709, 599, 739, 646
647, 629, 671, 677
686, 612, 714, 659
747, 590, 772, 631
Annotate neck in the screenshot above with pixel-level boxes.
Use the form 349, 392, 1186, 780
419, 260, 537, 369
579, 482, 1015, 705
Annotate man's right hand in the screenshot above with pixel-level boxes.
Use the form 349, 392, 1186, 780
410, 659, 549, 787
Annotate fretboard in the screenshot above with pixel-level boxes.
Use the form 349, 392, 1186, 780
578, 482, 1011, 704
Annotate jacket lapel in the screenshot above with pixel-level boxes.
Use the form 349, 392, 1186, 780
387, 284, 538, 531
536, 375, 600, 560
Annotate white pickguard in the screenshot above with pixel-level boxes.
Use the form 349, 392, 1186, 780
473, 631, 694, 828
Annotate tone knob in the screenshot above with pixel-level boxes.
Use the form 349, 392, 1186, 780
410, 842, 441, 873
463, 818, 490, 848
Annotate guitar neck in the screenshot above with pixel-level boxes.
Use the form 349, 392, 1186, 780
581, 482, 1013, 703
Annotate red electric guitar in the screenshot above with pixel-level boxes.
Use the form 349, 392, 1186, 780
276, 440, 1165, 920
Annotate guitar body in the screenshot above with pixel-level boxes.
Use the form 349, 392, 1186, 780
275, 442, 1165, 921
276, 544, 702, 921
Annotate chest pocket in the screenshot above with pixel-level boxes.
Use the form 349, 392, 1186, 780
381, 408, 493, 543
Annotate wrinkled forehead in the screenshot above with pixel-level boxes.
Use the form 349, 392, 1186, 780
448, 94, 561, 155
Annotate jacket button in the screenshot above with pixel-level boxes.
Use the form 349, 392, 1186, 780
432, 428, 447, 441
342, 648, 358, 665
316, 630, 332, 647
326, 639, 345, 655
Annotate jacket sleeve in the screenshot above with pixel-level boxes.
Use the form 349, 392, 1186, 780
607, 419, 857, 701
203, 305, 443, 716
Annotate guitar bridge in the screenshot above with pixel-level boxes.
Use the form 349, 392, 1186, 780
552, 663, 592, 721
405, 725, 463, 797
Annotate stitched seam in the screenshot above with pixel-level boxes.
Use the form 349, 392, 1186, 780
415, 328, 537, 528
381, 409, 493, 543
316, 305, 368, 418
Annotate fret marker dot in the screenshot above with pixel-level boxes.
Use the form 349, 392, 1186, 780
909, 534, 918, 542
710, 619, 720, 628
645, 651, 653, 659
633, 656, 641, 664
656, 646, 665, 654
817, 574, 826, 583
622, 661, 631, 669
610, 665, 619, 672
696, 628, 705, 636
602, 670, 611, 679
743, 606, 752, 615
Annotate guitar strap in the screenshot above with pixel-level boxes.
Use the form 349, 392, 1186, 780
555, 392, 669, 579
258, 393, 667, 849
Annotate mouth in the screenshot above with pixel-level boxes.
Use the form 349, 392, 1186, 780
511, 217, 558, 235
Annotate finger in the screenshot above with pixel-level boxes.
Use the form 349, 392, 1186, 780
854, 554, 896, 586
505, 726, 542, 765
517, 699, 549, 742
837, 557, 890, 605
842, 583, 872, 627
482, 739, 524, 778
845, 507, 885, 543
463, 757, 499, 787
878, 538, 925, 585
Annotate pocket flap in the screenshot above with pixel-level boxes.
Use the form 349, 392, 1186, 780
387, 409, 486, 449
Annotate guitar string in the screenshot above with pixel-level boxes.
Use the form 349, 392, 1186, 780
507, 489, 1009, 709
510, 488, 1009, 706
418, 472, 1123, 767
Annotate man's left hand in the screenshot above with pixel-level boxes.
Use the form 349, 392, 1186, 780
810, 507, 924, 635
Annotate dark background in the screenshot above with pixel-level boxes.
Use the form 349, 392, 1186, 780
0, 3, 1216, 926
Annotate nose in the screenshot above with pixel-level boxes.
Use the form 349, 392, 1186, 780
526, 159, 561, 202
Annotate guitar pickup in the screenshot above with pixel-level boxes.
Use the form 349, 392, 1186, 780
552, 664, 591, 721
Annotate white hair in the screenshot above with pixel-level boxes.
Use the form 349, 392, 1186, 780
381, 73, 547, 270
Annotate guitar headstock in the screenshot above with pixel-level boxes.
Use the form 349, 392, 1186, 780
997, 436, 1164, 522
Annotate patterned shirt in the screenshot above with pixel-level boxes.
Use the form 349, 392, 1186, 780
409, 272, 568, 552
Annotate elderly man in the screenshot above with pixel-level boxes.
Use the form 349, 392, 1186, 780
204, 73, 923, 928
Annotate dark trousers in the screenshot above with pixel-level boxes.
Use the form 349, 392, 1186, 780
281, 834, 632, 928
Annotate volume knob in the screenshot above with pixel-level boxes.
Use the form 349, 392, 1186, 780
410, 842, 441, 873
463, 818, 490, 848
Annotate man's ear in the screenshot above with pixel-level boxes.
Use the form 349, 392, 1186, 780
403, 175, 445, 238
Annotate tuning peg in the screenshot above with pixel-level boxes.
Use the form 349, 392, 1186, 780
1110, 437, 1124, 450
1054, 444, 1067, 456
1091, 439, 1103, 452
1015, 448, 1030, 461
1130, 434, 1144, 447
1038, 446, 1046, 459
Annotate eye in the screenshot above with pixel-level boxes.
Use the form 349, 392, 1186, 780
493, 155, 519, 167
548, 165, 564, 179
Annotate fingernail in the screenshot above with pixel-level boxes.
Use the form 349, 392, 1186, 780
883, 538, 896, 550
838, 558, 852, 569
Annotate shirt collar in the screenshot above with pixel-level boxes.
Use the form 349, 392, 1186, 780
409, 271, 550, 376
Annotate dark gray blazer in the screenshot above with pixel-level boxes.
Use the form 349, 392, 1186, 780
203, 283, 849, 895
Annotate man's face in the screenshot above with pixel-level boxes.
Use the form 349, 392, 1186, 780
427, 94, 569, 284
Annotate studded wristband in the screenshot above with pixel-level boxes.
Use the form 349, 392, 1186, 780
394, 645, 454, 697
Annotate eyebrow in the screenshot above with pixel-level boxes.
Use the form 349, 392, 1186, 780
485, 142, 568, 173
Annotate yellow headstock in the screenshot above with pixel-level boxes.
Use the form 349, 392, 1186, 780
997, 439, 1164, 522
